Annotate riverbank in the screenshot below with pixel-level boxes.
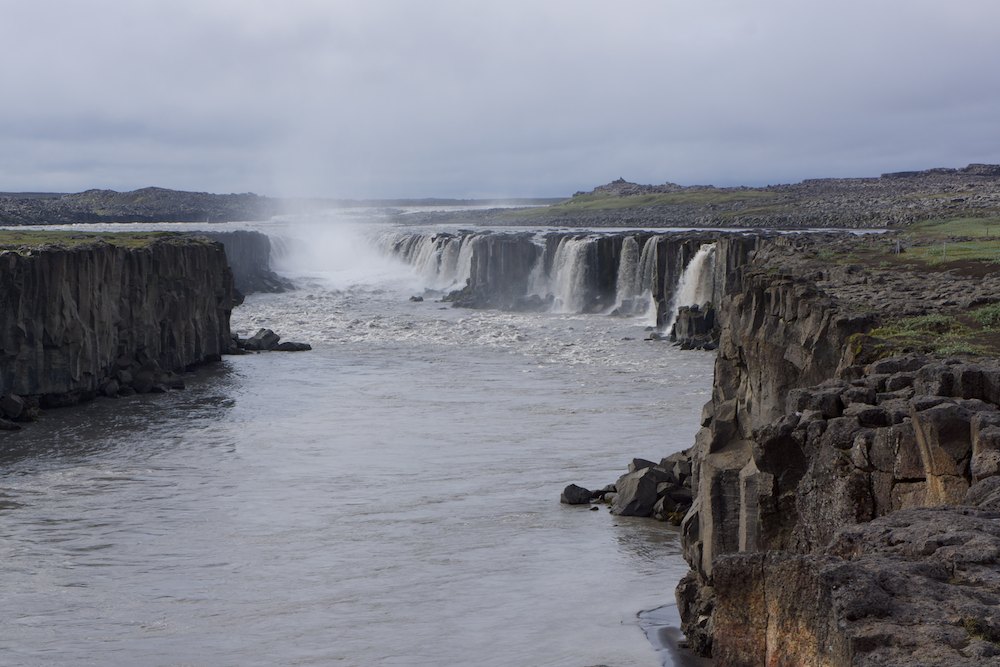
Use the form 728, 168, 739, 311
673, 226, 1000, 665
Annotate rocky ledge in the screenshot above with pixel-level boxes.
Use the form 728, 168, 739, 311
0, 234, 237, 429
674, 233, 1000, 665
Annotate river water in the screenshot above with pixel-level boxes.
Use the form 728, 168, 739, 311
0, 215, 715, 666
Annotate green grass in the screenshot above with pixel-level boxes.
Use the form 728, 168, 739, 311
908, 215, 1000, 240
972, 303, 1000, 328
0, 230, 189, 251
902, 239, 1000, 265
868, 314, 991, 357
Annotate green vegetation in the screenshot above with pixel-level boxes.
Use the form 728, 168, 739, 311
868, 314, 992, 357
0, 230, 188, 251
972, 302, 1000, 328
908, 215, 1000, 239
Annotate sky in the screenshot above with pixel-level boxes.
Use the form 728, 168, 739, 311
1, 0, 1000, 198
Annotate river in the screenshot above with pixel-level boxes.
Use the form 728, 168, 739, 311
0, 214, 715, 666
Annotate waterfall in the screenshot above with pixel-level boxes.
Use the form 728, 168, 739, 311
375, 231, 476, 292
609, 235, 656, 321
548, 237, 592, 313
662, 243, 717, 330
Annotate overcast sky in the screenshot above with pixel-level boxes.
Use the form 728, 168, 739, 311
2, 1, 999, 198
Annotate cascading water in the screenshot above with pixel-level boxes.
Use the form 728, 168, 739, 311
375, 231, 477, 292
609, 235, 658, 321
546, 237, 592, 313
662, 242, 717, 331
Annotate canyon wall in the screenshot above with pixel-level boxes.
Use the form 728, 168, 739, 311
196, 230, 292, 295
0, 236, 236, 410
677, 234, 1000, 665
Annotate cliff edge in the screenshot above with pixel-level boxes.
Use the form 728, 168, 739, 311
0, 232, 236, 421
678, 232, 1000, 665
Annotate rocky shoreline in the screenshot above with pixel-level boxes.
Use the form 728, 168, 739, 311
660, 233, 1000, 665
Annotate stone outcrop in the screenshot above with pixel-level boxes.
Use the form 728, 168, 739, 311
670, 303, 718, 350
0, 236, 236, 412
675, 233, 1000, 664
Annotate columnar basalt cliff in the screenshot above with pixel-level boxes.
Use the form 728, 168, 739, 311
0, 236, 236, 418
677, 234, 1000, 665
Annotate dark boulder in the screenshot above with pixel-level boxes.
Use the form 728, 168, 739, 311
612, 467, 673, 516
244, 328, 281, 351
0, 393, 24, 420
275, 341, 312, 352
560, 484, 593, 505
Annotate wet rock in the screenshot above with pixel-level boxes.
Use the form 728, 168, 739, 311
0, 417, 21, 431
274, 341, 312, 352
560, 484, 593, 505
409, 295, 424, 302
243, 328, 281, 351
627, 458, 658, 473
612, 467, 673, 516
0, 393, 24, 420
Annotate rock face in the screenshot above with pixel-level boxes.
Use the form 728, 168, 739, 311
670, 303, 718, 350
676, 233, 1000, 664
196, 230, 293, 295
0, 237, 236, 407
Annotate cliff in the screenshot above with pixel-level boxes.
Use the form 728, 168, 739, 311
195, 230, 293, 295
677, 233, 1000, 664
0, 233, 236, 416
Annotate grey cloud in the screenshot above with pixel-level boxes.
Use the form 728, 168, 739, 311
1, 0, 999, 197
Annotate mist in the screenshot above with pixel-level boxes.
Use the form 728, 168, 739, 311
2, 0, 1000, 197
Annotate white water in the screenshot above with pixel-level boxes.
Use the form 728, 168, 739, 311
662, 243, 717, 332
547, 236, 592, 313
610, 235, 659, 323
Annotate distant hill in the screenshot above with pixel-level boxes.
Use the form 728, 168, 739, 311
0, 187, 280, 225
398, 163, 1000, 229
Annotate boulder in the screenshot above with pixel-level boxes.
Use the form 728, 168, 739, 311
0, 393, 24, 420
560, 484, 593, 505
244, 328, 281, 351
100, 379, 120, 398
612, 467, 673, 516
274, 341, 312, 352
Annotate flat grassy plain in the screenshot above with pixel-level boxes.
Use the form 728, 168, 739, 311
0, 230, 189, 252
